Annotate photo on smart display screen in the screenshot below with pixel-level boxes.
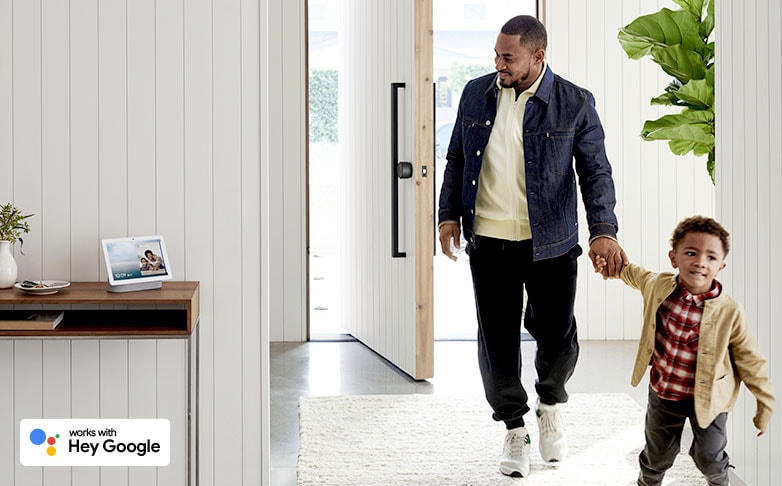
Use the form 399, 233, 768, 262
103, 237, 170, 282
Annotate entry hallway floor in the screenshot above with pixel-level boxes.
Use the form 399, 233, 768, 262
270, 339, 659, 485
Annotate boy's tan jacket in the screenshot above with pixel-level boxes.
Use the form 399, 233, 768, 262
620, 263, 774, 432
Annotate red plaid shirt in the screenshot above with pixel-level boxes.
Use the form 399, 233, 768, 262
650, 279, 721, 401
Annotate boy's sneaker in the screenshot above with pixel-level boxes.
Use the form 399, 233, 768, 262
499, 426, 531, 477
536, 399, 567, 462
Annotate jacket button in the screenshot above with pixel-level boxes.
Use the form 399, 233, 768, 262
470, 209, 474, 214
485, 120, 491, 126
471, 179, 476, 185
476, 150, 481, 156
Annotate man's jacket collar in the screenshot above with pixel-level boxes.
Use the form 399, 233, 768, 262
483, 65, 554, 104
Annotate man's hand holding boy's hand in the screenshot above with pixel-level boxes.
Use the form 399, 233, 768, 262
593, 256, 607, 278
593, 255, 618, 280
589, 237, 627, 279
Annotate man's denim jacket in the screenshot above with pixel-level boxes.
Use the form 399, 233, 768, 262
437, 67, 619, 261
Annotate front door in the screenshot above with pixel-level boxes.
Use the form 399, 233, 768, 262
339, 0, 434, 379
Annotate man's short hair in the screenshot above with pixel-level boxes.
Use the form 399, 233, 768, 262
501, 15, 547, 52
670, 215, 731, 256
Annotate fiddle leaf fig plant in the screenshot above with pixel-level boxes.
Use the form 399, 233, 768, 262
0, 203, 33, 253
618, 0, 715, 183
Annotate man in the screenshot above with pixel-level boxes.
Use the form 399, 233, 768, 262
437, 15, 626, 478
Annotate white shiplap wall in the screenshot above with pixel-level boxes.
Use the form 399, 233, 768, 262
716, 0, 781, 484
546, 0, 716, 340
0, 0, 268, 484
267, 0, 308, 343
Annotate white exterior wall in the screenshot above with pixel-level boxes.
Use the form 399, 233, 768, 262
0, 0, 269, 484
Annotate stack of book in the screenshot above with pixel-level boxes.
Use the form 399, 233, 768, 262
0, 311, 65, 331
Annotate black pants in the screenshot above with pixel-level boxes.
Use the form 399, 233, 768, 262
467, 236, 581, 430
638, 387, 730, 486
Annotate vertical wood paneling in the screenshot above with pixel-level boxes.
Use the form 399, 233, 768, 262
12, 0, 43, 278
0, 342, 13, 483
14, 342, 43, 485
128, 341, 158, 486
726, 0, 748, 474
0, 0, 11, 200
155, 0, 186, 270
258, 0, 272, 479
212, 0, 244, 483
716, 0, 781, 484
282, 0, 307, 343
2, 0, 266, 483
99, 340, 129, 485
752, 3, 773, 483
69, 0, 101, 282
127, 0, 157, 236
157, 340, 187, 485
41, 0, 71, 281
737, 0, 755, 480
42, 341, 71, 486
182, 0, 215, 481
766, 1, 782, 481
70, 341, 100, 485
265, 0, 287, 343
240, 0, 264, 474
98, 0, 129, 247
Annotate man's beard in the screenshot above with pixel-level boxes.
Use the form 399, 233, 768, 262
499, 70, 530, 89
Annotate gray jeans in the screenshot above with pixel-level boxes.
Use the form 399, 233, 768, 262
638, 387, 730, 486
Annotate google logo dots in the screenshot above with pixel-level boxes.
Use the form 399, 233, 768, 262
30, 429, 59, 456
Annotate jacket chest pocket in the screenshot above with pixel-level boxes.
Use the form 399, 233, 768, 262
461, 117, 492, 160
529, 129, 575, 175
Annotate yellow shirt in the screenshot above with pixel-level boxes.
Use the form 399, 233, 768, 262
473, 65, 546, 241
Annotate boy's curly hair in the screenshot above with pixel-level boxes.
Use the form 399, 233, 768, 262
670, 216, 730, 256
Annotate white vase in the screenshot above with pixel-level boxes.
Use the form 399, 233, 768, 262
0, 240, 18, 289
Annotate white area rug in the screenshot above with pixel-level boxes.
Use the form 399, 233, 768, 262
298, 393, 707, 485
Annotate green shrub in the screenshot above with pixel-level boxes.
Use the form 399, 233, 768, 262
309, 69, 339, 143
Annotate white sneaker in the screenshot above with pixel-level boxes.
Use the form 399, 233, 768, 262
536, 399, 567, 462
499, 426, 531, 477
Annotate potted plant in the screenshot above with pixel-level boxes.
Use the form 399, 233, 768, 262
0, 203, 34, 288
618, 0, 715, 183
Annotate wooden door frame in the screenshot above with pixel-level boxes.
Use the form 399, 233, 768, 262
414, 0, 434, 379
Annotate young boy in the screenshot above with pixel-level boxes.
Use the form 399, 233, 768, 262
595, 216, 774, 486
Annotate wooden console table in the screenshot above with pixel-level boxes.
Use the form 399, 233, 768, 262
0, 281, 199, 337
0, 281, 200, 485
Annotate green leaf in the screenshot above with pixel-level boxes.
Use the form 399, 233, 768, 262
700, 0, 715, 40
669, 136, 712, 157
641, 114, 714, 157
618, 8, 706, 60
671, 0, 704, 22
650, 44, 707, 82
643, 110, 714, 130
650, 92, 681, 106
705, 63, 715, 86
674, 79, 714, 109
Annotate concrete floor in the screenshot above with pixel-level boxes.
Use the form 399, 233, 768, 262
270, 338, 653, 485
